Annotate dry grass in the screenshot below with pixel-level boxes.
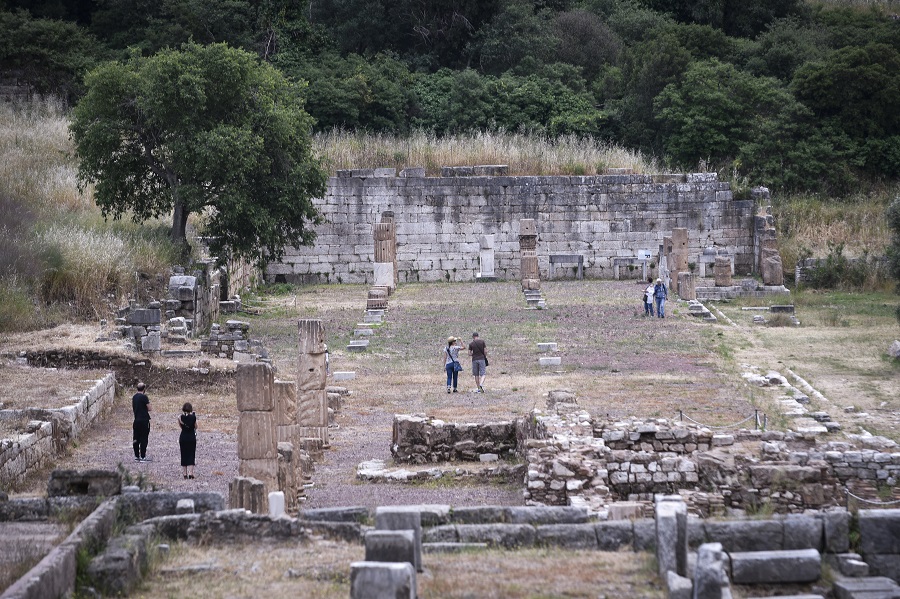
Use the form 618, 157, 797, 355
133, 541, 663, 599
0, 522, 66, 593
0, 362, 109, 410
314, 129, 665, 176
715, 290, 900, 441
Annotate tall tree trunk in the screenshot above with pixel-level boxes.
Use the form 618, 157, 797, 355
171, 193, 190, 259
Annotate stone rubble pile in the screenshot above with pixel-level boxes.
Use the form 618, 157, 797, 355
200, 320, 268, 362
390, 415, 517, 464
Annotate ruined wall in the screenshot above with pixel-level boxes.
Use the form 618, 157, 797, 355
391, 415, 518, 463
0, 374, 116, 489
268, 171, 755, 284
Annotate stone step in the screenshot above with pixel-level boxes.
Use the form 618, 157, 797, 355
832, 577, 900, 599
347, 340, 369, 352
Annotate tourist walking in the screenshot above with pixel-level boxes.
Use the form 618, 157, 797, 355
643, 277, 655, 317
442, 336, 462, 393
654, 278, 668, 318
178, 402, 198, 479
131, 382, 151, 462
468, 332, 488, 393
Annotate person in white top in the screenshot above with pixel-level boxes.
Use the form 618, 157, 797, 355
643, 277, 655, 317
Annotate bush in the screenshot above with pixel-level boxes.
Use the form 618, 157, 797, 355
802, 243, 886, 291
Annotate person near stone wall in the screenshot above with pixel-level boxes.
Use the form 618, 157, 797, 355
132, 382, 151, 462
644, 277, 655, 317
653, 278, 668, 318
178, 402, 198, 479
442, 336, 462, 393
468, 332, 488, 393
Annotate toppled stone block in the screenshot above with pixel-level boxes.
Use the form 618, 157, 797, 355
729, 549, 820, 584
365, 529, 416, 565
375, 506, 423, 572
539, 357, 561, 367
693, 542, 732, 599
47, 469, 122, 497
858, 509, 900, 554
832, 577, 900, 599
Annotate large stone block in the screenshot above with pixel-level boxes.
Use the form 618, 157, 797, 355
274, 380, 297, 426
784, 514, 823, 550
350, 561, 416, 599
47, 469, 122, 497
297, 389, 328, 427
832, 577, 900, 599
237, 411, 276, 459
297, 352, 327, 391
535, 524, 597, 549
455, 524, 537, 549
297, 319, 326, 354
238, 460, 277, 493
365, 530, 417, 565
236, 362, 274, 412
693, 542, 732, 599
822, 508, 850, 553
703, 519, 782, 552
127, 308, 161, 325
656, 500, 688, 578
375, 506, 423, 572
858, 509, 900, 554
729, 549, 821, 584
595, 521, 634, 551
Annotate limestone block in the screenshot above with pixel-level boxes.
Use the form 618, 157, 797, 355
47, 469, 122, 497
297, 352, 327, 391
537, 342, 558, 352
714, 256, 732, 287
297, 389, 328, 427
175, 499, 195, 514
539, 357, 562, 367
693, 542, 732, 599
479, 249, 495, 276
268, 491, 285, 518
375, 506, 423, 572
365, 529, 417, 565
127, 308, 161, 326
333, 371, 356, 381
678, 272, 696, 301
479, 234, 495, 249
867, 554, 900, 581
520, 219, 537, 236
535, 524, 598, 549
373, 262, 395, 288
667, 571, 693, 599
784, 514, 823, 550
400, 167, 425, 177
832, 577, 900, 599
237, 411, 276, 459
297, 319, 326, 354
274, 380, 297, 426
594, 521, 634, 551
858, 509, 900, 554
236, 362, 274, 412
350, 562, 416, 599
762, 253, 784, 286
141, 331, 161, 352
238, 460, 277, 494
656, 500, 688, 578
729, 549, 821, 584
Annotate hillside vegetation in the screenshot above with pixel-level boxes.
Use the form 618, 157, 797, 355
3, 0, 900, 194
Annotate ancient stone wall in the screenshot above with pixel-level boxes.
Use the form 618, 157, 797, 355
0, 374, 116, 489
268, 171, 755, 284
391, 415, 518, 463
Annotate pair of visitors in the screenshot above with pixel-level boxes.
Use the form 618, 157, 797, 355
440, 332, 488, 393
131, 383, 199, 479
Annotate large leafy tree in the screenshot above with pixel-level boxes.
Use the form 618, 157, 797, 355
70, 42, 327, 264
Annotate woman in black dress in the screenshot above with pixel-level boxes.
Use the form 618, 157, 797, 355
178, 402, 198, 479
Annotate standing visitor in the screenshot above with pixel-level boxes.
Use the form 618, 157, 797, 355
178, 402, 198, 479
132, 382, 151, 462
644, 277, 655, 317
442, 336, 462, 393
654, 278, 668, 318
468, 332, 488, 393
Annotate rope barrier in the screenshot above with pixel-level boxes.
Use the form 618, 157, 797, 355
844, 488, 900, 506
677, 409, 762, 430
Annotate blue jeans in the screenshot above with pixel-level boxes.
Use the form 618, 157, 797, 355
644, 300, 654, 316
655, 297, 665, 318
445, 363, 458, 389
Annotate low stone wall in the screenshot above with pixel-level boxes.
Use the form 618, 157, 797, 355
0, 374, 116, 489
391, 415, 518, 463
5, 350, 235, 391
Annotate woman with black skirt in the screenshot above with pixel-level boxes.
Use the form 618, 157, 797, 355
178, 402, 198, 479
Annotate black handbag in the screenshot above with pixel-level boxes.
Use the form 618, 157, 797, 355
484, 357, 489, 367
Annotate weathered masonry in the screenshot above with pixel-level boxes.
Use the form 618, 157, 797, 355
267, 169, 756, 284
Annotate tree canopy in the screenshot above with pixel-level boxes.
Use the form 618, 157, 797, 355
6, 0, 900, 194
70, 42, 327, 265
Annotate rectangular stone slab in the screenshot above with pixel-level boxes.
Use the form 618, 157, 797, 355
365, 530, 416, 565
730, 549, 821, 584
236, 362, 274, 412
350, 562, 416, 599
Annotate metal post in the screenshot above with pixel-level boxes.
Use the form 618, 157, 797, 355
754, 409, 759, 430
679, 410, 684, 422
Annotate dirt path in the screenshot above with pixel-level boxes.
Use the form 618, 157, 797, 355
13, 280, 756, 504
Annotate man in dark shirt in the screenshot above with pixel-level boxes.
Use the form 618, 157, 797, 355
132, 382, 151, 461
468, 332, 488, 393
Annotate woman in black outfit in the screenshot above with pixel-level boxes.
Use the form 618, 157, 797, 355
178, 402, 198, 479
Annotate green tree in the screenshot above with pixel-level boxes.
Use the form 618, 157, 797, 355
70, 42, 327, 264
655, 59, 799, 168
